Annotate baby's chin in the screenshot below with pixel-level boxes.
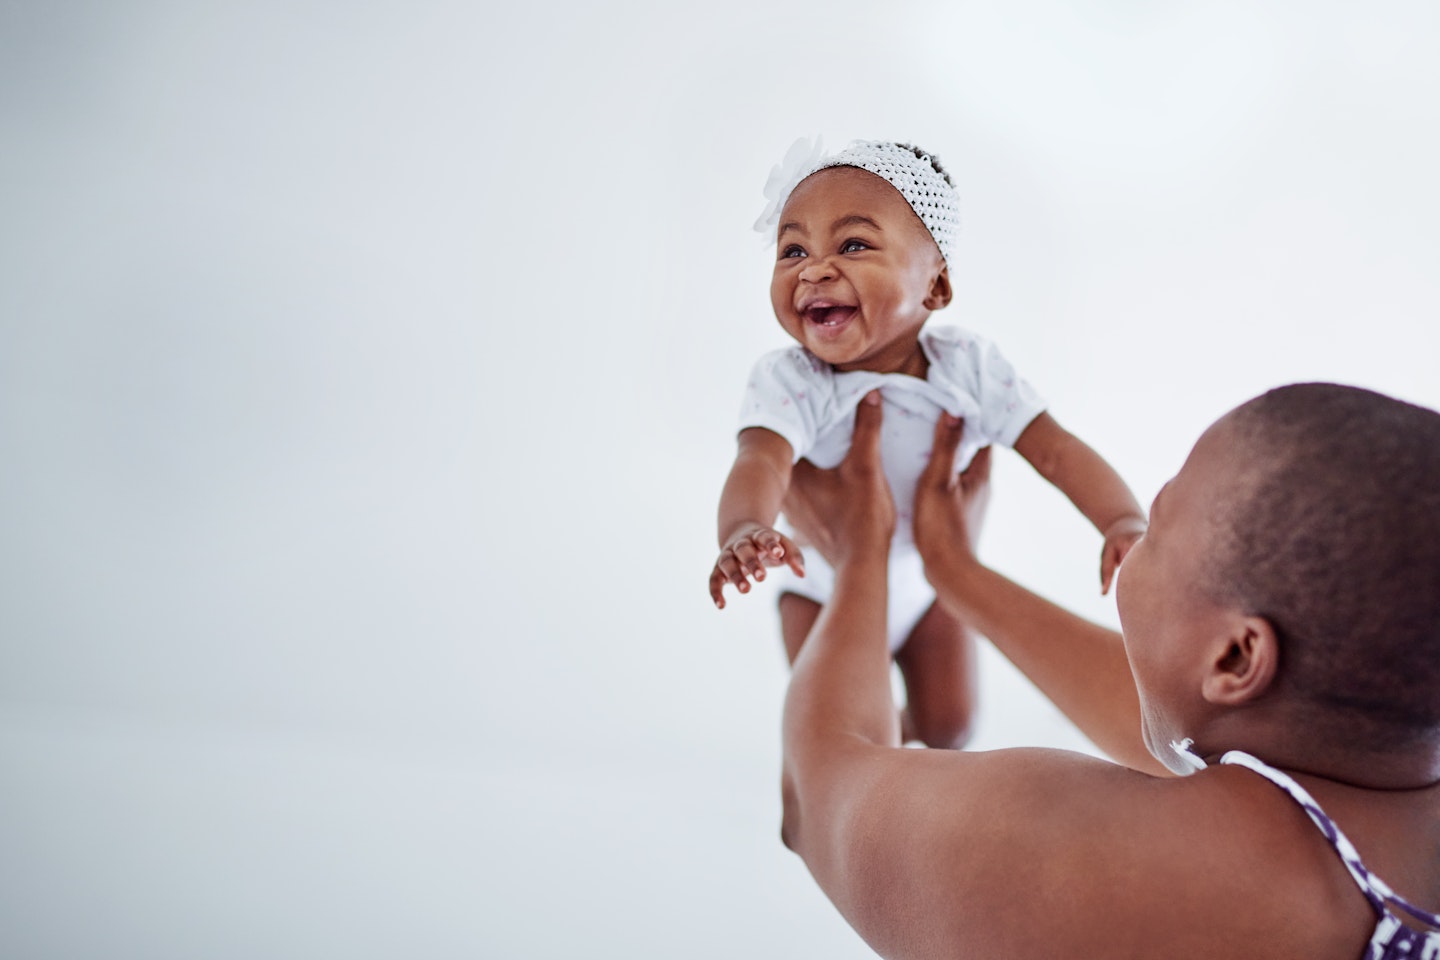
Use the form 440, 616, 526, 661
794, 338, 861, 367
785, 322, 862, 362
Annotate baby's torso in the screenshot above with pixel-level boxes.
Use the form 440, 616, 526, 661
738, 326, 1046, 547
805, 370, 985, 544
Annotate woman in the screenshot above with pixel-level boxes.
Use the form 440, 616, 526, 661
776, 385, 1440, 959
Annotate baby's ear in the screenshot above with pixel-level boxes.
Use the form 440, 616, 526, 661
1202, 615, 1280, 706
924, 265, 953, 310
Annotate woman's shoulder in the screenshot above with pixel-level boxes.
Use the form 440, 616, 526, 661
1140, 762, 1382, 958
1062, 760, 1377, 957
938, 753, 1372, 958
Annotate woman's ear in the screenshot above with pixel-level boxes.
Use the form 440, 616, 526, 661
1201, 615, 1280, 706
924, 266, 953, 310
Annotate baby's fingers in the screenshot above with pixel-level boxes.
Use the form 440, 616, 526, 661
776, 533, 806, 577
709, 565, 730, 608
751, 530, 806, 578
1099, 546, 1119, 596
732, 538, 769, 583
711, 552, 753, 609
754, 529, 789, 565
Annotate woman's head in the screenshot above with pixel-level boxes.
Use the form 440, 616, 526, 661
1208, 384, 1440, 746
1119, 384, 1440, 773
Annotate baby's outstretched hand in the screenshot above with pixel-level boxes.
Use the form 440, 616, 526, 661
1100, 517, 1148, 595
710, 524, 805, 609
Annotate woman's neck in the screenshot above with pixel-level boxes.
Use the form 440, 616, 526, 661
1204, 708, 1440, 790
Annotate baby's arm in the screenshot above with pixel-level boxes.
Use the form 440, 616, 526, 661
710, 427, 806, 609
1013, 413, 1148, 594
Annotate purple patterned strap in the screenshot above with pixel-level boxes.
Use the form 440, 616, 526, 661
1219, 752, 1440, 959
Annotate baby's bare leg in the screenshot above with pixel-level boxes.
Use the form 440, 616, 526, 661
894, 601, 978, 750
778, 592, 823, 665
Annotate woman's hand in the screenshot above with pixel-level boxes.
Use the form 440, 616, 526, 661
913, 413, 992, 566
781, 391, 896, 568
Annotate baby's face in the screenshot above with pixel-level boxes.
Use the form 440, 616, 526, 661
771, 167, 948, 376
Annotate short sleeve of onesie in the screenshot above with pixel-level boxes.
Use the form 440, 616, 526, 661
737, 329, 1043, 466
736, 347, 834, 461
923, 326, 1046, 447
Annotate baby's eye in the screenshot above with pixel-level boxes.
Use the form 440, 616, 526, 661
780, 244, 807, 259
841, 239, 869, 254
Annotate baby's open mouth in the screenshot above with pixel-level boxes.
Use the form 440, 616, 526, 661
803, 304, 857, 326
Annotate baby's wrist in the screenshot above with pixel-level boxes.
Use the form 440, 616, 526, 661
719, 520, 771, 548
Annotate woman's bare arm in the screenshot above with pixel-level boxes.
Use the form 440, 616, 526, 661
914, 416, 1166, 774
781, 396, 902, 816
774, 399, 1263, 958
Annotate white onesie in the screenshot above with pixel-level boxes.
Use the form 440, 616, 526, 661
738, 325, 1046, 651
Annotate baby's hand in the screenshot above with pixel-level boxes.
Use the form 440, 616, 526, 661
709, 524, 805, 609
1100, 516, 1148, 595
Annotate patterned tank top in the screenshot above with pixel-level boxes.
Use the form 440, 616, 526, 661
1220, 751, 1440, 960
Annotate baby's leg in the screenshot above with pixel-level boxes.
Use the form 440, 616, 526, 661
780, 591, 912, 743
778, 592, 823, 665
893, 601, 978, 750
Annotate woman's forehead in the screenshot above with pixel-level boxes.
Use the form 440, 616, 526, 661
1166, 416, 1252, 520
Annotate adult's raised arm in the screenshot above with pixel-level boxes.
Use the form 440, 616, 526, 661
913, 414, 1165, 775
780, 392, 902, 845
772, 402, 1289, 959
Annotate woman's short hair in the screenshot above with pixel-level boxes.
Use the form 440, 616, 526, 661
1211, 383, 1440, 746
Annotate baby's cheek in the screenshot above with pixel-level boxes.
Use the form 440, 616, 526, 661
770, 271, 792, 316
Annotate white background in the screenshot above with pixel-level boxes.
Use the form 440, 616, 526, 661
2, 2, 1438, 957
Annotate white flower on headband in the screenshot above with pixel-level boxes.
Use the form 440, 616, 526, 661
752, 136, 827, 236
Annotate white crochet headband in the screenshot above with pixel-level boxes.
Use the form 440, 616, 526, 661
753, 137, 960, 264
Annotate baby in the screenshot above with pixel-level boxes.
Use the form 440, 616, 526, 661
709, 139, 1147, 748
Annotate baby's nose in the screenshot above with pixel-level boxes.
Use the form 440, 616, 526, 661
798, 255, 837, 282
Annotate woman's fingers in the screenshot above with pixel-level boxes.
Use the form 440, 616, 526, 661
959, 444, 992, 550
923, 412, 965, 489
960, 443, 990, 488
848, 390, 885, 468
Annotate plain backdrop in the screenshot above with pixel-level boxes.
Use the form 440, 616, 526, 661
3, 2, 1438, 957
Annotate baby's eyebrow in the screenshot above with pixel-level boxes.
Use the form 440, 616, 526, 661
831, 214, 882, 232
777, 221, 806, 238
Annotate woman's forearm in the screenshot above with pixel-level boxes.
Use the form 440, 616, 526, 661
780, 548, 899, 859
776, 391, 905, 863
782, 551, 899, 756
923, 548, 1166, 775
